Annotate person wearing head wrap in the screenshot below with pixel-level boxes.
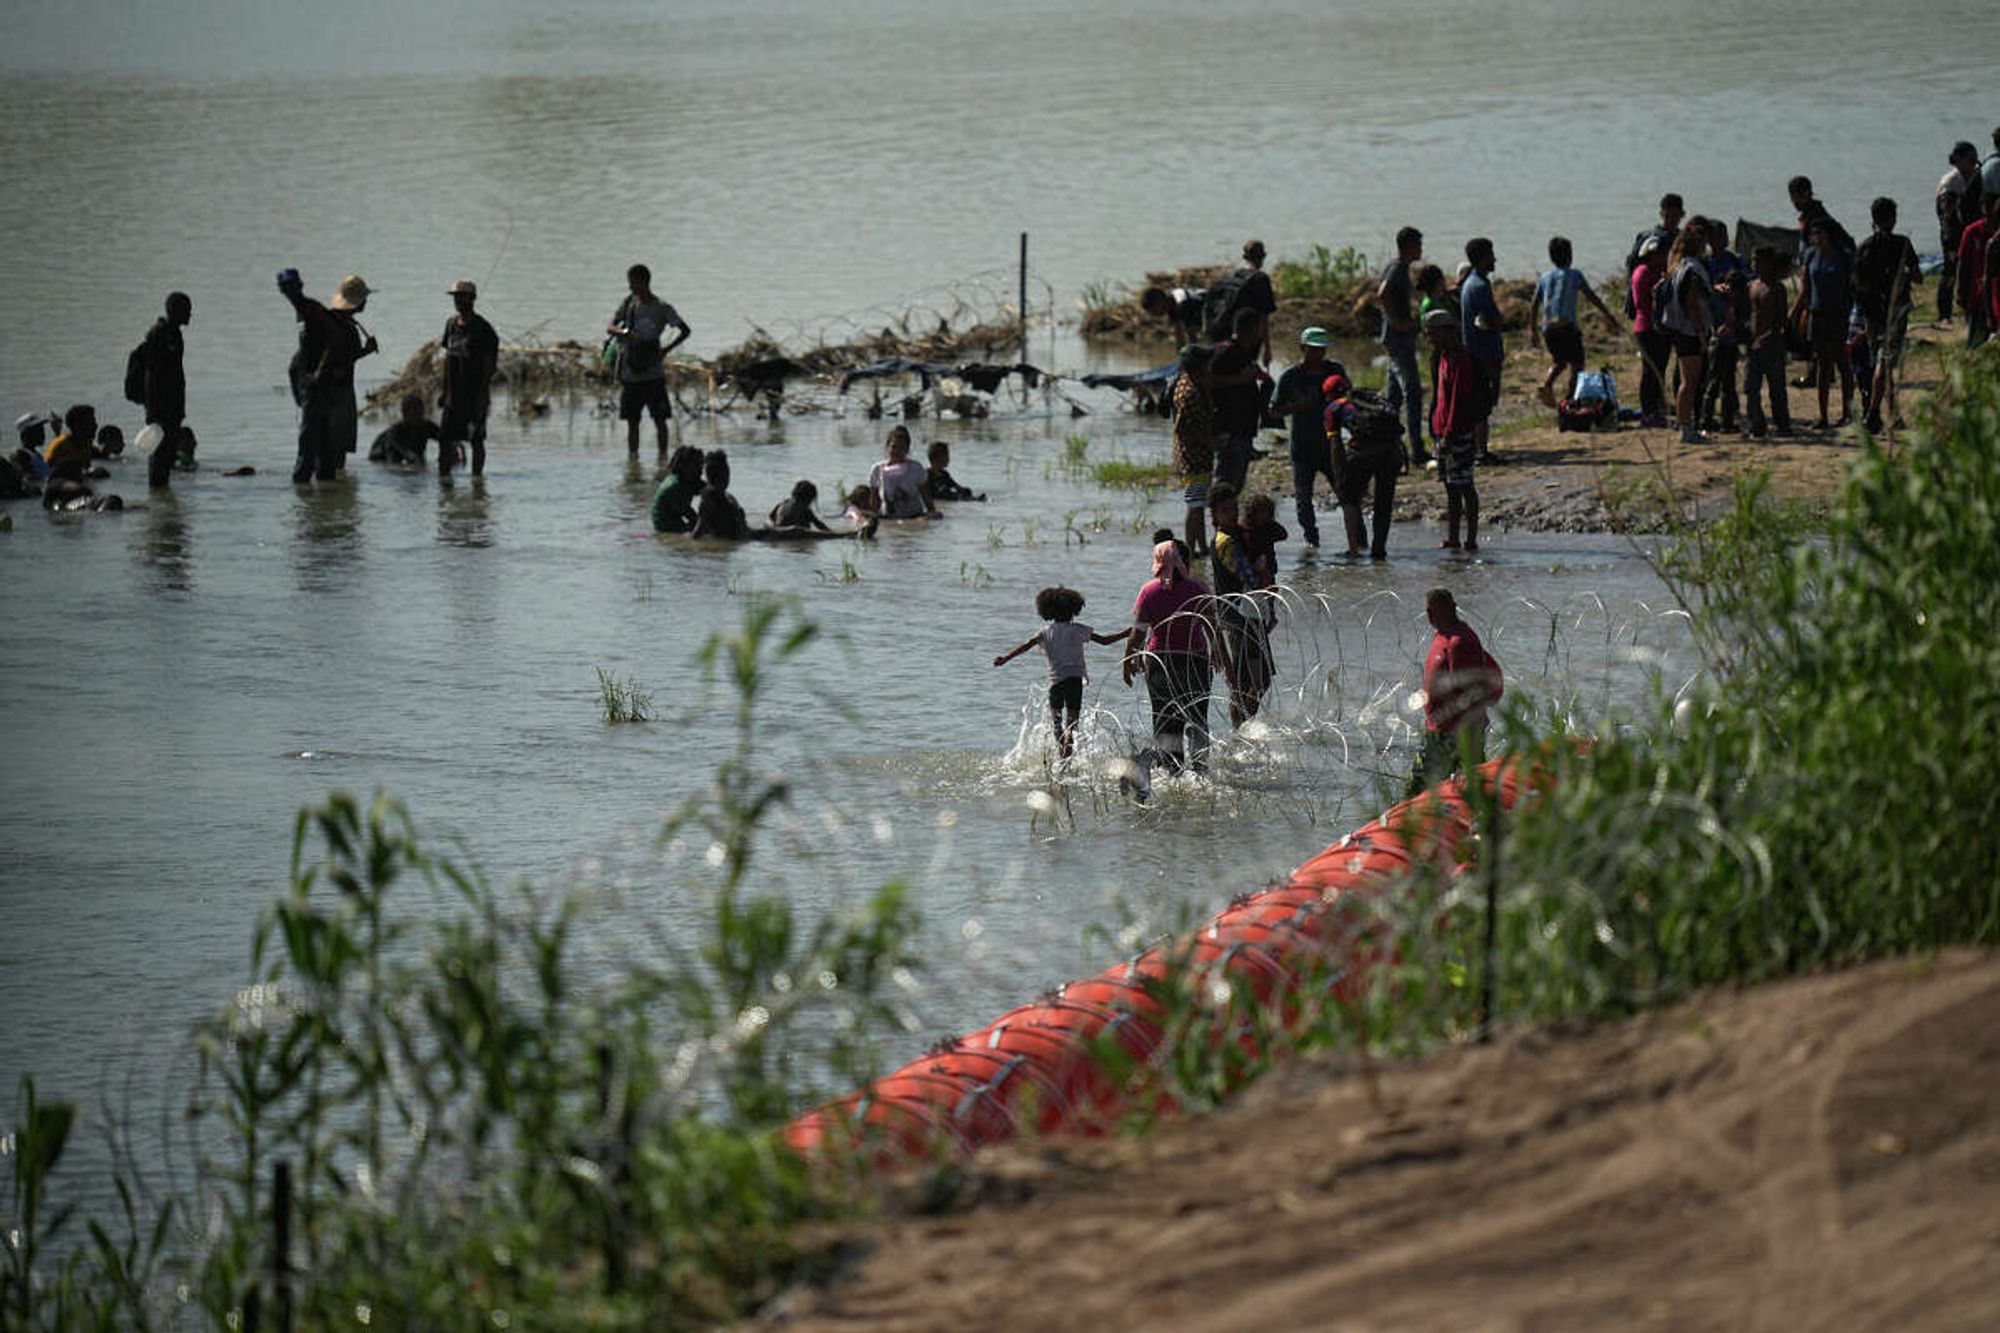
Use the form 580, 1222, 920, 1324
1121, 538, 1225, 775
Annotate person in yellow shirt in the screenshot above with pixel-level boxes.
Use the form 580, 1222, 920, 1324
42, 405, 97, 481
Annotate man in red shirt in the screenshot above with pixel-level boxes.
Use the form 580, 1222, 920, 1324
1408, 587, 1504, 796
1955, 194, 1996, 349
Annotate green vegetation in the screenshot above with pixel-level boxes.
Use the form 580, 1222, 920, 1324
1272, 243, 1372, 299
1355, 343, 2000, 1048
1091, 459, 1176, 490
5, 600, 918, 1329
596, 667, 655, 723
1076, 279, 1124, 313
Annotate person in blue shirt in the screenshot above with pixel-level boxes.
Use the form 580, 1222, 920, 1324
1528, 236, 1621, 410
1458, 238, 1504, 463
1791, 217, 1856, 427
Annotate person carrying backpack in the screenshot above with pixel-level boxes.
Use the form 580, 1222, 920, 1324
1201, 239, 1277, 366
132, 292, 192, 490
1324, 366, 1404, 560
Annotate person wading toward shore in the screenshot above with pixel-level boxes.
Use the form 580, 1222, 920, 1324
1208, 308, 1269, 495
1272, 326, 1339, 547
138, 292, 192, 490
1374, 226, 1429, 462
439, 279, 499, 478
1171, 344, 1221, 556
1123, 538, 1225, 777
607, 263, 690, 458
1407, 587, 1503, 796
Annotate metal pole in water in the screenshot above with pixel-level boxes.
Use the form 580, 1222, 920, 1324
1018, 232, 1029, 350
274, 1158, 294, 1333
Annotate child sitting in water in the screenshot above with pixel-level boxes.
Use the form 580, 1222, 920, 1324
992, 586, 1127, 760
841, 485, 879, 524
368, 394, 443, 466
769, 479, 833, 533
926, 440, 985, 501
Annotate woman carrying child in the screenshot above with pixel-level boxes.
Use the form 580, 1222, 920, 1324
993, 587, 1125, 760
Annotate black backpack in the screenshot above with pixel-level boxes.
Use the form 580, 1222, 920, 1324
1200, 268, 1254, 340
123, 341, 149, 406
1344, 388, 1404, 453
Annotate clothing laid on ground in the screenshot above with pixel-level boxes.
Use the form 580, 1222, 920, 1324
870, 456, 929, 518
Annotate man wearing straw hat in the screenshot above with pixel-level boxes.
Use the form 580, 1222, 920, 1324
439, 279, 498, 478
279, 271, 377, 483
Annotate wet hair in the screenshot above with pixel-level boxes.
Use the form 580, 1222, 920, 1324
667, 444, 704, 485
1425, 587, 1456, 614
17, 419, 45, 448
1953, 140, 1978, 163
166, 291, 191, 317
1035, 586, 1085, 622
1788, 175, 1813, 197
1231, 306, 1263, 338
1870, 196, 1897, 228
926, 439, 950, 463
1465, 236, 1494, 264
1414, 263, 1445, 294
886, 424, 912, 451
1547, 236, 1573, 267
627, 263, 651, 285
1660, 193, 1684, 213
95, 424, 125, 455
1150, 526, 1175, 545
1243, 492, 1275, 523
846, 485, 873, 508
1139, 286, 1171, 315
1395, 225, 1423, 252
702, 449, 730, 488
790, 478, 818, 504
64, 404, 95, 434
1207, 481, 1239, 511
400, 392, 425, 420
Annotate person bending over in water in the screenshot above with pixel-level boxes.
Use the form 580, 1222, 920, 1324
993, 586, 1126, 761
868, 425, 936, 519
651, 445, 705, 533
368, 394, 442, 465
926, 440, 985, 501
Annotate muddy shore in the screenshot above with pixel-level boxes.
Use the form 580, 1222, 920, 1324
770, 949, 2000, 1331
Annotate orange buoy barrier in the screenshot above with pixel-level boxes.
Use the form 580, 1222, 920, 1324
786, 754, 1542, 1165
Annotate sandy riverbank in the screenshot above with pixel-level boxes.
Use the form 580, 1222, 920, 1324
1097, 272, 1963, 535
769, 949, 2000, 1331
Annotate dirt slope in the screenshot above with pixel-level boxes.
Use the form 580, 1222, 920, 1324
770, 950, 2000, 1332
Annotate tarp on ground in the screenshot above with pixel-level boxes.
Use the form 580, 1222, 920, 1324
837, 360, 1043, 394
1077, 362, 1179, 392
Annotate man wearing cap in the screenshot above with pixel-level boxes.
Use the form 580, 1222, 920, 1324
139, 292, 192, 490
607, 264, 691, 458
440, 280, 499, 478
280, 271, 378, 483
1374, 226, 1427, 461
1272, 326, 1339, 547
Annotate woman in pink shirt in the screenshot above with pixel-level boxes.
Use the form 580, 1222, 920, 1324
1630, 237, 1670, 426
1122, 539, 1225, 775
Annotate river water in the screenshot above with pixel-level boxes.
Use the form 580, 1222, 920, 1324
0, 0, 1986, 1179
